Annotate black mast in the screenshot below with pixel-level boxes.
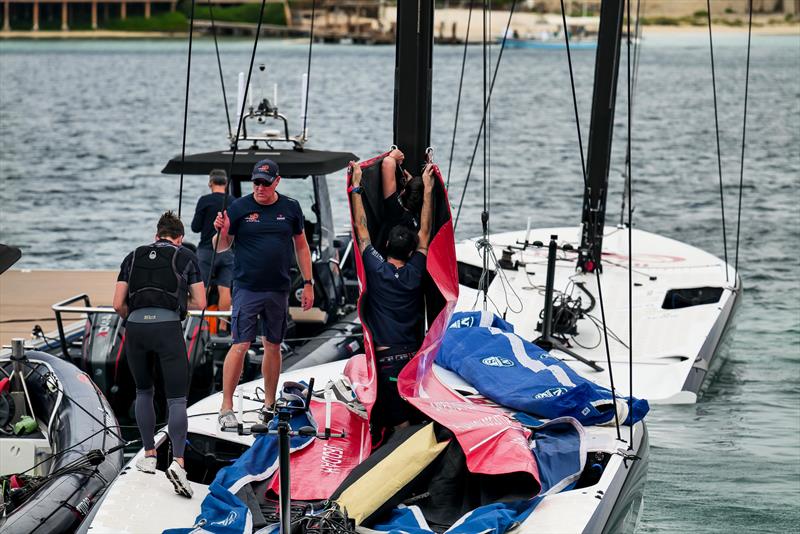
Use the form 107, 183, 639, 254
393, 0, 434, 173
577, 0, 625, 273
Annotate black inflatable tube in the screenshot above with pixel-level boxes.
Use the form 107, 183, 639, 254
0, 351, 124, 533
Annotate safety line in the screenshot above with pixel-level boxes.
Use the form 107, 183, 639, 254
177, 0, 197, 219
452, 0, 517, 232
706, 0, 730, 283
445, 1, 474, 190
208, 0, 232, 138
734, 0, 753, 275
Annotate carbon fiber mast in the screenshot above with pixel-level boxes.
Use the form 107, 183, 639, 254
577, 0, 625, 273
393, 0, 434, 173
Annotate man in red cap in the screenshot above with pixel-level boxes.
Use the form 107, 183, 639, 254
213, 159, 314, 430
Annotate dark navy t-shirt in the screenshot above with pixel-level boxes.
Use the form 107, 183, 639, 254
191, 192, 237, 248
362, 245, 426, 347
227, 193, 304, 292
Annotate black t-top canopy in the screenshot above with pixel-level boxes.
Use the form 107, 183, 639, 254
0, 244, 22, 275
162, 148, 356, 179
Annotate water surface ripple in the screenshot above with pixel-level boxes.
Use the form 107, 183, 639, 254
1, 31, 798, 532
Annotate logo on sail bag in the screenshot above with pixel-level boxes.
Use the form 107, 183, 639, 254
450, 316, 475, 329
149, 250, 157, 260
481, 356, 515, 367
534, 387, 569, 399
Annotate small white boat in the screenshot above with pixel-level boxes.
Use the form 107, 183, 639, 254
456, 226, 740, 405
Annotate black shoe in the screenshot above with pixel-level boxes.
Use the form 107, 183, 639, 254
258, 404, 275, 423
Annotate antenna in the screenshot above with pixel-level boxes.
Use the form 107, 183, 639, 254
300, 73, 309, 141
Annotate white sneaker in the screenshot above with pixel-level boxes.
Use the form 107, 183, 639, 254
218, 409, 239, 431
166, 460, 193, 498
135, 455, 157, 474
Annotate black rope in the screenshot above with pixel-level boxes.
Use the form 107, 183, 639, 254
735, 0, 753, 275
177, 0, 197, 218
446, 0, 474, 190
560, 0, 587, 188
302, 0, 317, 139
620, 0, 643, 226
594, 270, 621, 440
452, 0, 517, 232
626, 0, 634, 449
208, 0, 232, 138
481, 0, 489, 309
706, 0, 730, 283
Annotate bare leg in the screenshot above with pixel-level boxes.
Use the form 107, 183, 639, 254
221, 342, 250, 411
261, 337, 281, 407
217, 286, 232, 332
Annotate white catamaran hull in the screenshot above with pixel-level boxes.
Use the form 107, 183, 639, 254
83, 359, 647, 534
456, 226, 740, 405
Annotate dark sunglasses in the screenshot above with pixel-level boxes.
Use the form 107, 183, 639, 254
253, 179, 274, 187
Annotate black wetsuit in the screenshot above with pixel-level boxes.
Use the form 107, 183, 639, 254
118, 239, 202, 457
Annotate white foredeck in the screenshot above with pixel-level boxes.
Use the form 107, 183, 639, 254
456, 226, 739, 404
87, 359, 643, 533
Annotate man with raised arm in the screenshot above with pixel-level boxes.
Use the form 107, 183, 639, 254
348, 160, 434, 431
212, 159, 314, 431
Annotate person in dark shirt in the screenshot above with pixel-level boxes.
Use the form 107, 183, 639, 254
377, 149, 424, 252
112, 211, 206, 498
349, 160, 434, 430
191, 169, 236, 328
212, 159, 315, 430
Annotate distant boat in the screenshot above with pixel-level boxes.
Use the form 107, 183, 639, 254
500, 36, 597, 50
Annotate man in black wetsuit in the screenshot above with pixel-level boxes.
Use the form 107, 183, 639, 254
191, 169, 236, 333
349, 160, 434, 431
113, 211, 206, 498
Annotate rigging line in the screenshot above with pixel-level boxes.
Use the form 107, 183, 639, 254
452, 0, 518, 232
482, 0, 489, 309
620, 0, 643, 227
706, 0, 730, 283
487, 1, 492, 239
177, 0, 197, 219
200, 0, 269, 331
208, 0, 232, 138
302, 0, 316, 139
445, 0, 475, 190
626, 0, 634, 449
559, 0, 587, 187
735, 0, 753, 276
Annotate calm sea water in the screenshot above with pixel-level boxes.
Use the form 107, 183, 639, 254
1, 29, 799, 532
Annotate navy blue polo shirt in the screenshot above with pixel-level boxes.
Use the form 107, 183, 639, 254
191, 192, 237, 249
227, 193, 304, 292
362, 245, 426, 347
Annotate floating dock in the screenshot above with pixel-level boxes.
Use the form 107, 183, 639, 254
0, 269, 116, 348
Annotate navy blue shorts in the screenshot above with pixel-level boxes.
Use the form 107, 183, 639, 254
197, 247, 234, 288
231, 287, 289, 344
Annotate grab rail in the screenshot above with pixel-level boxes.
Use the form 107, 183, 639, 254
52, 295, 232, 358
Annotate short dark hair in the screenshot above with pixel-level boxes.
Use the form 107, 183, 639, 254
401, 176, 424, 214
209, 169, 228, 186
385, 225, 418, 261
156, 211, 185, 239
